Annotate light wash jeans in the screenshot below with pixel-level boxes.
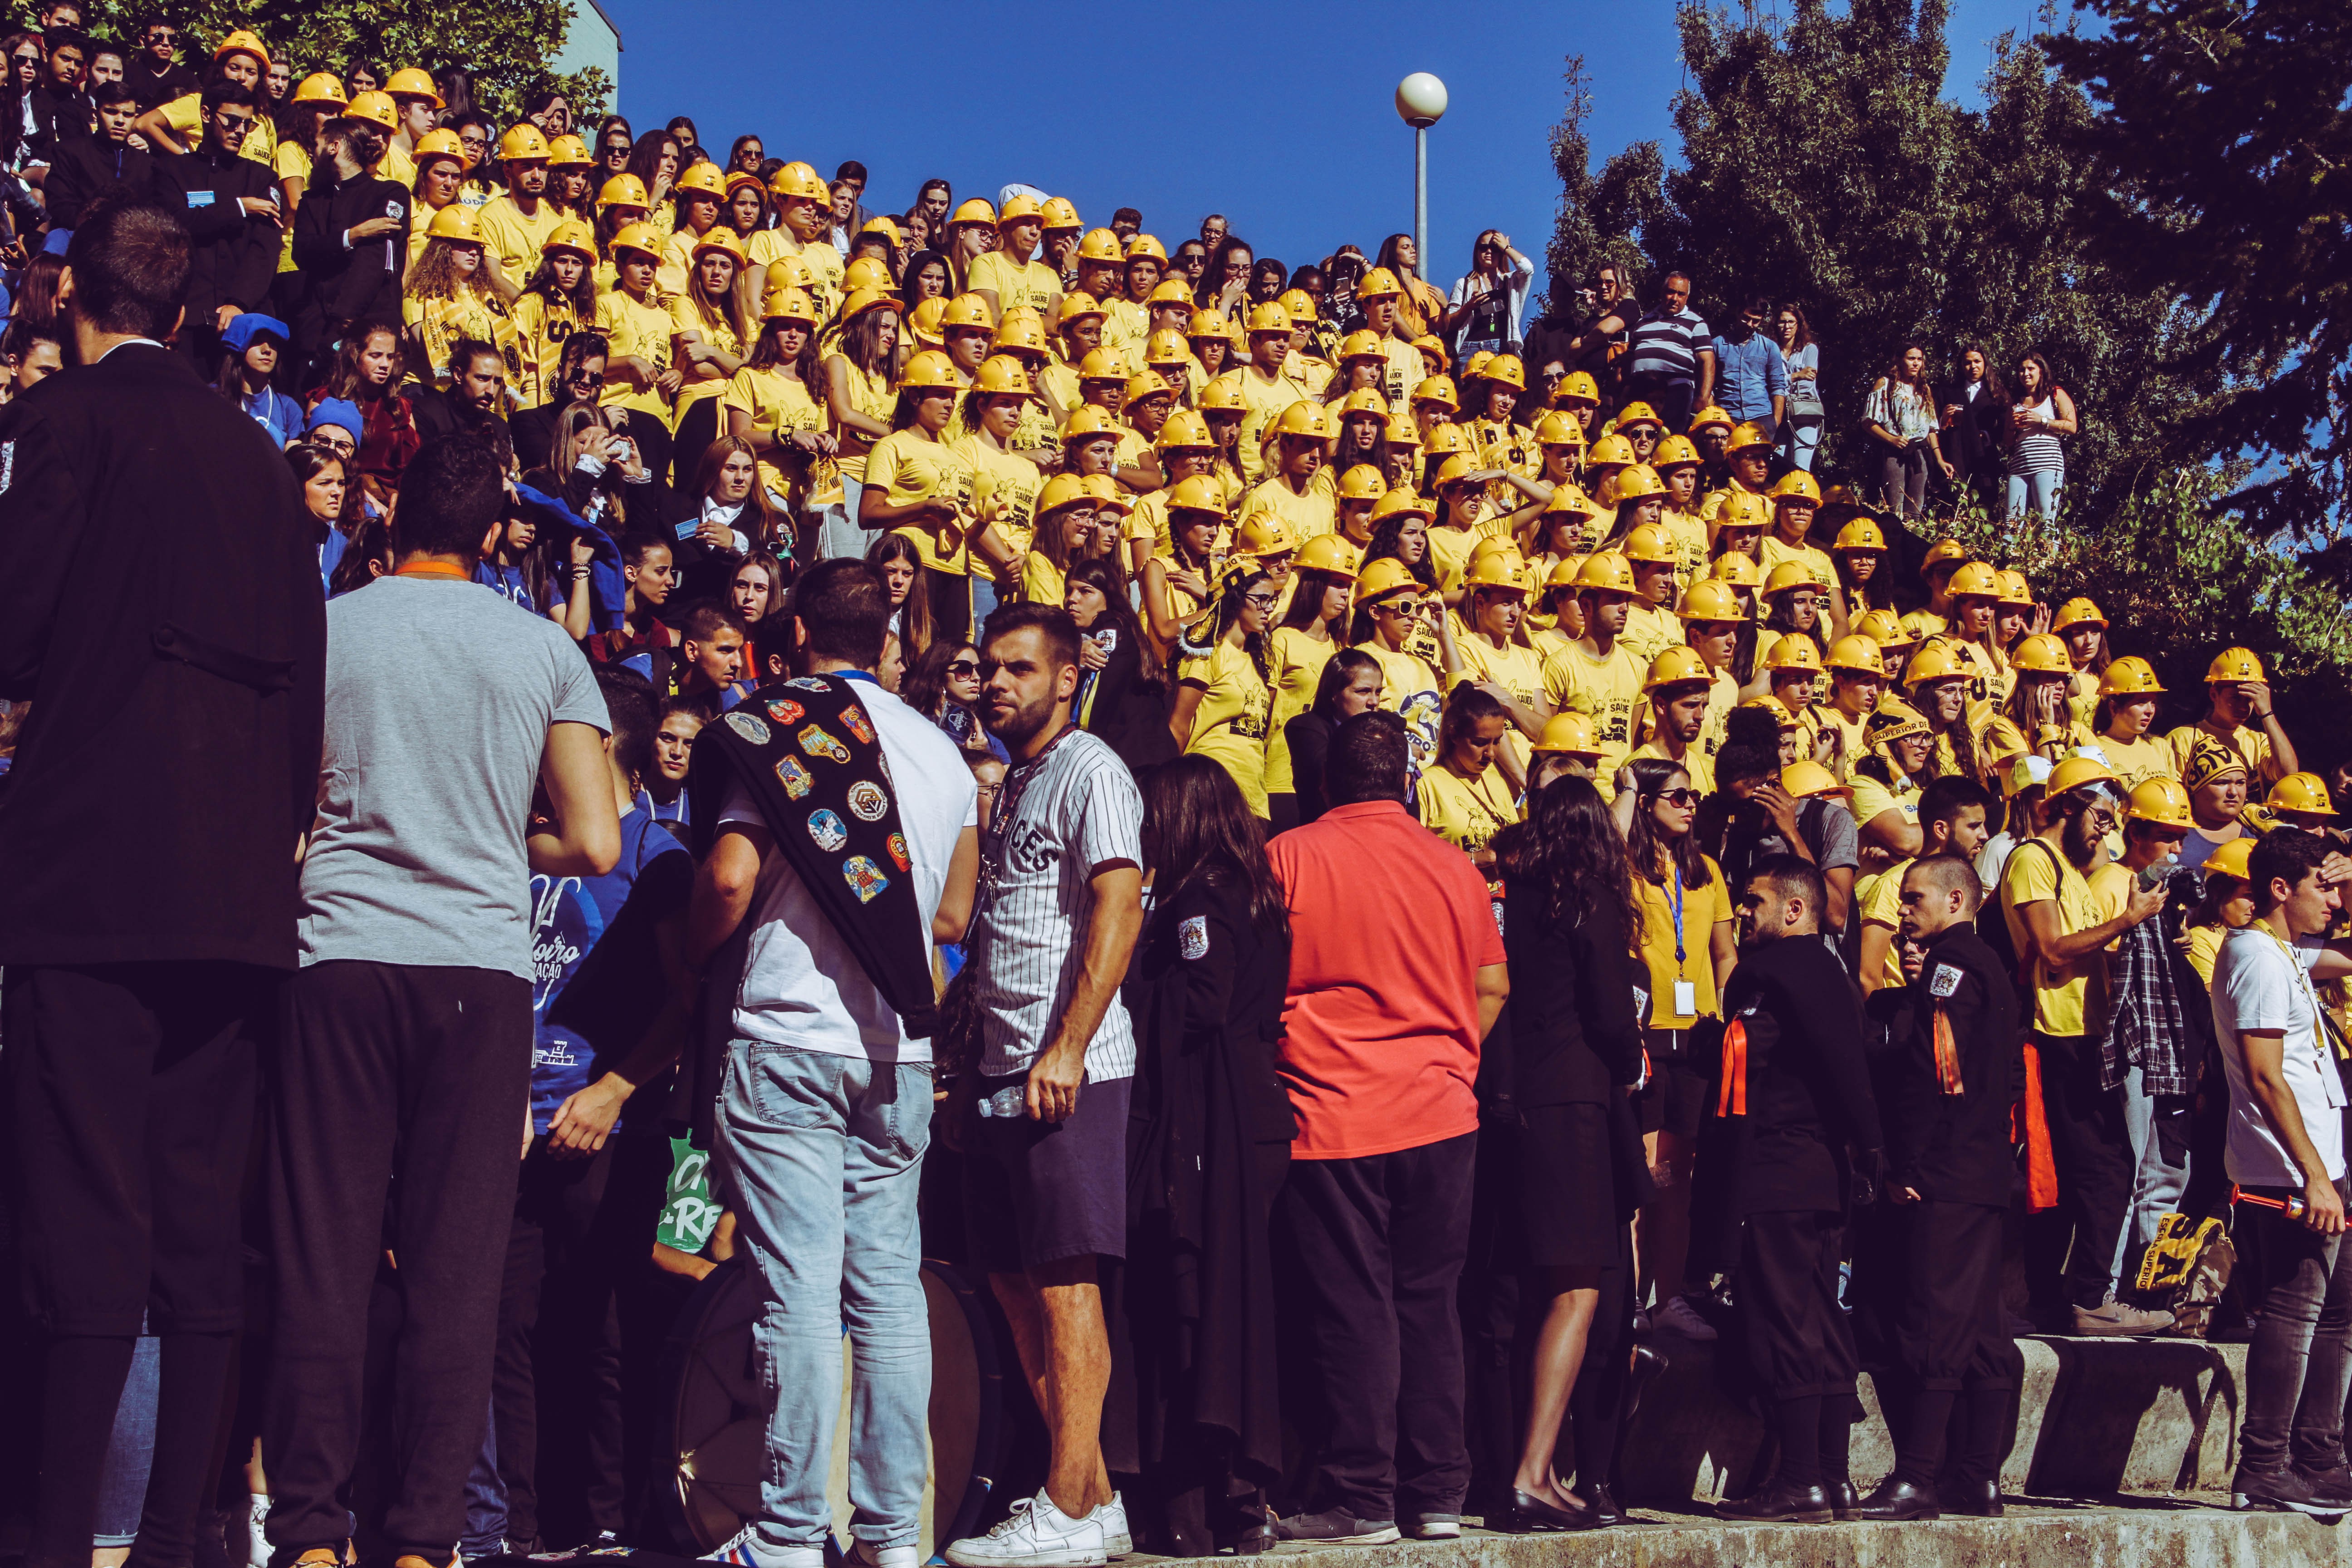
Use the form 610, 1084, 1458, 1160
816, 476, 874, 562
2110, 1063, 2190, 1289
1781, 416, 1822, 473
718, 1041, 933, 1551
970, 574, 1000, 635
2006, 469, 2061, 520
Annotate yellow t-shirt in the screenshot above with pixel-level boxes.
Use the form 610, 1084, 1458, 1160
1981, 713, 2096, 770
2185, 922, 2230, 988
596, 288, 678, 426
1901, 607, 1950, 642
2000, 837, 2106, 1037
1860, 856, 1912, 991
1263, 626, 1337, 798
1415, 762, 1521, 861
1633, 853, 1732, 1028
868, 429, 981, 574
476, 195, 566, 292
1179, 641, 1274, 817
1235, 475, 1337, 547
1659, 505, 1710, 582
1021, 551, 1066, 608
162, 91, 273, 164
969, 250, 1060, 317
1424, 522, 1489, 594
1759, 534, 1838, 594
960, 439, 1042, 587
378, 138, 415, 190
1355, 642, 1445, 781
1102, 296, 1152, 364
1450, 632, 1547, 777
2165, 721, 2281, 788
1379, 336, 1426, 408
653, 223, 716, 302
720, 363, 827, 505
747, 231, 845, 323
1543, 638, 1647, 774
666, 294, 745, 416
1232, 367, 1308, 484
2101, 731, 2180, 790
270, 141, 310, 273
1627, 737, 1716, 795
401, 289, 519, 390
824, 359, 896, 485
1817, 705, 1870, 779
508, 291, 588, 412
1466, 416, 1539, 483
1850, 771, 1921, 838
1621, 603, 1681, 669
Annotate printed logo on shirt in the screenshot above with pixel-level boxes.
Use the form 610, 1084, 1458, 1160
1179, 915, 1209, 961
1931, 962, 1963, 999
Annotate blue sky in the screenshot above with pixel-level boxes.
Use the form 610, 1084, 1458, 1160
598, 0, 2049, 291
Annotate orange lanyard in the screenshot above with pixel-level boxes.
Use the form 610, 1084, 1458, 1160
394, 560, 472, 581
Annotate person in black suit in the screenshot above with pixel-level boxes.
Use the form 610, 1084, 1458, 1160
24, 26, 93, 164
121, 15, 198, 113
1850, 854, 2022, 1520
287, 108, 406, 390
411, 336, 514, 468
153, 79, 280, 375
1695, 856, 1885, 1525
43, 81, 154, 229
0, 199, 325, 1568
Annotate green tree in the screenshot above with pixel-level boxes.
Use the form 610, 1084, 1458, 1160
1542, 56, 1665, 308
2044, 0, 2352, 567
72, 0, 608, 124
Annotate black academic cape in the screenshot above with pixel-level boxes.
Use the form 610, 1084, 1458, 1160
156, 146, 280, 321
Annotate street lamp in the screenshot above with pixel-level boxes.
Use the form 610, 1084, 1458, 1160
1395, 72, 1448, 284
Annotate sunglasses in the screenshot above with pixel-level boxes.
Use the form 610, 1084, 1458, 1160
1649, 787, 1702, 808
946, 659, 980, 676
145, 26, 176, 39
214, 113, 255, 132
1241, 592, 1279, 609
568, 368, 605, 387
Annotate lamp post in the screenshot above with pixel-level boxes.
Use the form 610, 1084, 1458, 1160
1395, 72, 1448, 283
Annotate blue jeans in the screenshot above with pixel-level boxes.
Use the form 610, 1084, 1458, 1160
816, 476, 874, 562
1781, 416, 1821, 473
461, 1393, 504, 1557
93, 1330, 161, 1546
2241, 1181, 2352, 1474
718, 1042, 933, 1550
2006, 469, 2061, 520
970, 574, 1000, 633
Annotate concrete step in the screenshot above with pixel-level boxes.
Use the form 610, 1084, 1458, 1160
1618, 1332, 2243, 1505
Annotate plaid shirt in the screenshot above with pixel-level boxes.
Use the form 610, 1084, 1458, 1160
2101, 904, 2197, 1096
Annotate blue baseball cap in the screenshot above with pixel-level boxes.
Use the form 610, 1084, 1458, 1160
307, 398, 363, 442
222, 313, 289, 352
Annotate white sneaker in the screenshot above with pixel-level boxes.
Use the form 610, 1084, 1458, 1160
698, 1523, 825, 1568
944, 1492, 1107, 1568
247, 1494, 271, 1568
1651, 1294, 1718, 1341
1090, 1494, 1131, 1557
846, 1544, 920, 1568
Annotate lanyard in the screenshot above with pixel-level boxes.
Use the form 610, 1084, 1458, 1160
393, 559, 471, 581
1668, 862, 1686, 966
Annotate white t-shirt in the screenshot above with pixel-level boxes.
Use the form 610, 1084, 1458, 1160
967, 726, 1143, 1081
2211, 925, 2347, 1187
718, 678, 976, 1063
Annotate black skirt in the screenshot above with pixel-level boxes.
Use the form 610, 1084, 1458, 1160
1516, 1101, 1618, 1268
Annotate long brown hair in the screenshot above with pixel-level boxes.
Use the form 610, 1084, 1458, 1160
1624, 756, 1709, 890
1493, 774, 1637, 942
691, 434, 782, 548
1141, 755, 1290, 938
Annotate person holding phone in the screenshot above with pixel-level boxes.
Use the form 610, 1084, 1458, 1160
1441, 230, 1533, 361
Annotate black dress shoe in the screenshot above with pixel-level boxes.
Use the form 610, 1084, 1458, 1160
1943, 1478, 2002, 1517
1826, 1480, 1857, 1520
1570, 1480, 1622, 1528
1504, 1489, 1602, 1532
1718, 1481, 1834, 1524
1850, 1478, 1941, 1521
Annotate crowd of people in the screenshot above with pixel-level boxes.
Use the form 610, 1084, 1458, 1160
3, 25, 2351, 1568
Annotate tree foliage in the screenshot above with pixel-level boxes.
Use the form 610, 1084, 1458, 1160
1542, 58, 1663, 316
67, 0, 609, 124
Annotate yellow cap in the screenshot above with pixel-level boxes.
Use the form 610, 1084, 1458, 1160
1421, 423, 1468, 459
1866, 698, 1932, 748
1156, 408, 1213, 451
1678, 579, 1747, 622
1465, 550, 1530, 591
1242, 302, 1292, 337
768, 162, 828, 203
1533, 710, 1605, 756
1056, 291, 1107, 327
1355, 557, 1423, 604
2127, 777, 2195, 830
1278, 288, 1318, 323
1082, 474, 1130, 514
1903, 641, 1973, 688
1386, 412, 1422, 449
905, 297, 948, 346
2098, 655, 2165, 697
2207, 646, 2265, 684
2269, 773, 2338, 818
1710, 553, 1764, 588
497, 124, 553, 163
1920, 538, 1970, 574
1545, 556, 1588, 590
1125, 370, 1175, 403
1645, 645, 1714, 691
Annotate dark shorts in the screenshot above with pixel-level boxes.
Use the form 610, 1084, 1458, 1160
1518, 1102, 1618, 1269
964, 1071, 1132, 1273
1633, 1032, 1709, 1140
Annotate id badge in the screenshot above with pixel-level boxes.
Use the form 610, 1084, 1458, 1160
1674, 980, 1698, 1017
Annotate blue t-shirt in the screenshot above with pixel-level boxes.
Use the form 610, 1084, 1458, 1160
529, 807, 693, 1134
636, 784, 691, 833
476, 561, 539, 614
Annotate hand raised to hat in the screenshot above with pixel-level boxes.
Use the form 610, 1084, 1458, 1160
2243, 679, 2274, 721
2028, 600, 2052, 636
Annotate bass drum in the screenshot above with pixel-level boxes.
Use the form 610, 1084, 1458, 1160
662, 1256, 1004, 1562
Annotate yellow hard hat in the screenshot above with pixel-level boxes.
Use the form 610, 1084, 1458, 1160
1678, 579, 1747, 622
1386, 412, 1422, 449
843, 255, 895, 294
1645, 645, 1714, 692
1544, 555, 1588, 590
1612, 464, 1666, 502
1355, 558, 1424, 608
1434, 453, 1481, 490
1534, 410, 1586, 447
1126, 233, 1168, 262
542, 219, 597, 259
1035, 472, 1093, 517
597, 173, 649, 211
1421, 422, 1468, 458
1411, 375, 1458, 409
993, 312, 1050, 354
1782, 760, 1851, 800
1277, 288, 1318, 323
1156, 407, 1213, 451
1652, 433, 1700, 469
426, 204, 482, 242
2098, 656, 2166, 697
2127, 776, 2196, 830
2207, 647, 2265, 684
1741, 695, 1802, 732
970, 356, 1034, 397
548, 134, 593, 167
1866, 698, 1932, 748
1727, 421, 1773, 452
1710, 553, 1764, 588
1465, 551, 1530, 591
997, 194, 1043, 226
951, 197, 997, 226
1833, 516, 1886, 553
1902, 641, 1972, 688
1996, 569, 2034, 608
1621, 521, 1676, 564
1296, 534, 1358, 576
1826, 635, 1885, 674
839, 287, 903, 320
1338, 329, 1386, 362
1245, 302, 1293, 337
1338, 463, 1387, 501
382, 66, 441, 105
1688, 404, 1734, 434
905, 296, 949, 346
1056, 291, 1107, 326
1082, 474, 1130, 514
1763, 559, 1829, 597
942, 293, 998, 332
410, 127, 465, 167
1062, 404, 1122, 441
2052, 596, 2107, 633
2269, 773, 2338, 818
763, 252, 817, 291
1533, 710, 1605, 756
1371, 488, 1436, 524
214, 28, 272, 66
1614, 400, 1662, 430
2202, 836, 2256, 881
1763, 636, 1824, 672
292, 72, 346, 107
1553, 370, 1600, 406
1575, 551, 1638, 595
766, 162, 828, 203
1040, 196, 1082, 230
1124, 370, 1175, 403
1717, 491, 1774, 532
1946, 560, 2004, 600
1145, 328, 1191, 366
343, 93, 400, 134
1355, 267, 1402, 300
1337, 387, 1391, 421
1197, 373, 1247, 413
1166, 474, 1229, 517
1462, 351, 1494, 382
897, 348, 964, 392
1769, 470, 1823, 505
1543, 483, 1600, 517
1276, 401, 1335, 441
1587, 432, 1637, 468
2008, 633, 2074, 675
691, 227, 746, 265
1076, 346, 1131, 380
759, 285, 818, 323
1077, 228, 1124, 262
1484, 353, 1527, 391
1854, 608, 1913, 648
2047, 754, 2120, 799
497, 123, 554, 164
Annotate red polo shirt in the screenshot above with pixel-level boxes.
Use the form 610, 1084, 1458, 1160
1266, 798, 1504, 1159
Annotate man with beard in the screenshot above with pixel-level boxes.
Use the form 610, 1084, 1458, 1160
476, 122, 562, 300
946, 602, 1144, 1568
1996, 755, 2170, 1334
288, 103, 408, 386
412, 338, 512, 466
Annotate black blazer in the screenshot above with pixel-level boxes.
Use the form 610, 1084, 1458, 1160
26, 85, 91, 162
157, 147, 281, 320
43, 136, 157, 230
289, 171, 411, 330
1501, 884, 1644, 1107
1285, 710, 1338, 822
1870, 925, 2019, 1206
0, 343, 325, 968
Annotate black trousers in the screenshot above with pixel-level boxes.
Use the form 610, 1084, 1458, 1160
1277, 1131, 1475, 1523
5, 962, 273, 1568
1736, 1209, 1856, 1403
262, 960, 532, 1561
491, 1134, 675, 1548
671, 397, 722, 494
2032, 1032, 2132, 1310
